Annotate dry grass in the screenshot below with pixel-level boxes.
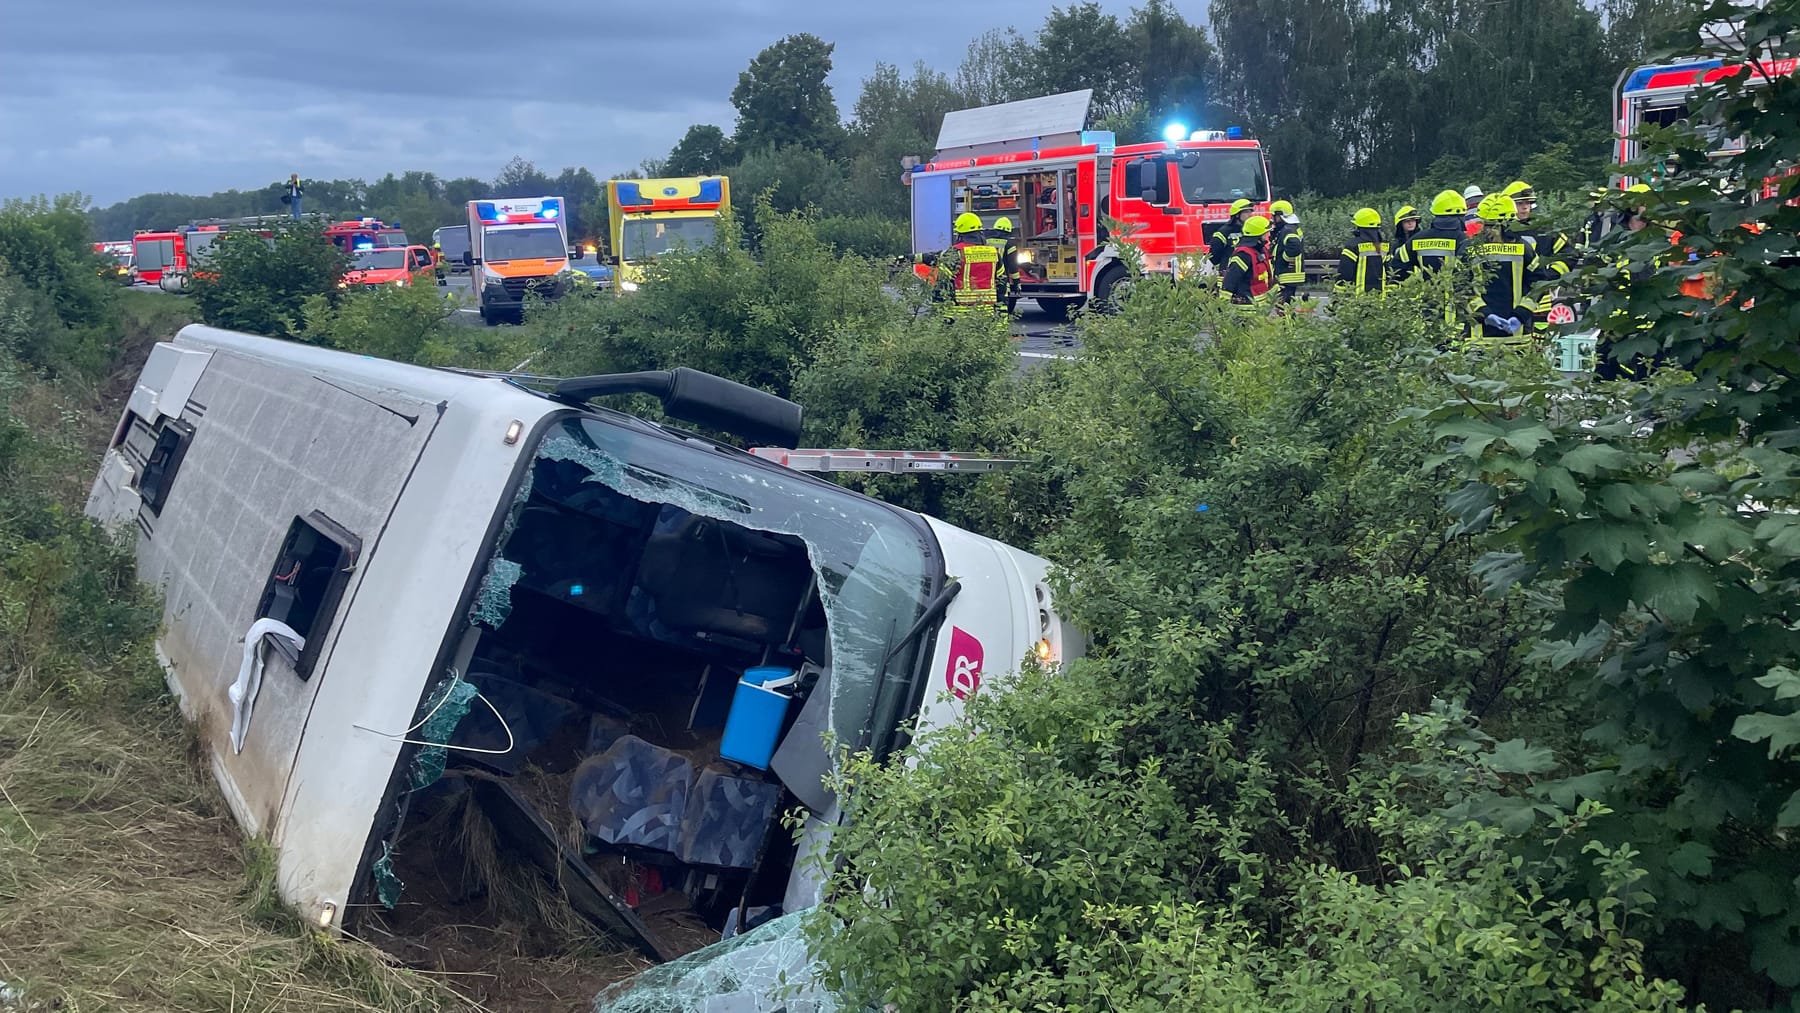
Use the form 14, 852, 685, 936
0, 690, 467, 1013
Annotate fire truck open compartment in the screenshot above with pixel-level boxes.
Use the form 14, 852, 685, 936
368, 413, 940, 962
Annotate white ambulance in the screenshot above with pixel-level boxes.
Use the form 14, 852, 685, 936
88, 324, 1080, 966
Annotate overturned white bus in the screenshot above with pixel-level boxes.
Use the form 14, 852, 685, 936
88, 325, 1081, 970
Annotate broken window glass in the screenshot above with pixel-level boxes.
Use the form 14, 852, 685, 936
590, 911, 839, 1013
521, 418, 941, 799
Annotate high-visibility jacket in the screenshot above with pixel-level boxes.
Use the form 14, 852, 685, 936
1221, 239, 1272, 305
950, 242, 1000, 306
1208, 217, 1245, 271
1273, 222, 1306, 287
1521, 227, 1572, 315
1393, 220, 1467, 278
986, 236, 1019, 294
1470, 231, 1542, 331
1337, 228, 1388, 293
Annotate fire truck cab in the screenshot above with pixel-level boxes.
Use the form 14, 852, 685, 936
906, 90, 1272, 319
324, 218, 410, 254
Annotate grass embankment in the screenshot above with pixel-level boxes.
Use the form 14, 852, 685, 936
0, 290, 467, 1012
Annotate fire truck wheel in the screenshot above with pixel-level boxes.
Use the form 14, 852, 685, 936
1093, 265, 1130, 312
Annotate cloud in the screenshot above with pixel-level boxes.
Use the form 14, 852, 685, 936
0, 0, 1128, 205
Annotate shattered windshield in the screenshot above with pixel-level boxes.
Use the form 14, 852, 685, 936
518, 415, 940, 758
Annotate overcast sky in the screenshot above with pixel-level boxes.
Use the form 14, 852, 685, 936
0, 0, 1138, 207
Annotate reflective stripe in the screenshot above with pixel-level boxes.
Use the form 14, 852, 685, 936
952, 244, 999, 306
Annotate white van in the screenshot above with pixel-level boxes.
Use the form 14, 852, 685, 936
87, 324, 1080, 963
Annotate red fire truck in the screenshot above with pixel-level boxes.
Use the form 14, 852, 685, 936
906, 90, 1272, 319
131, 230, 188, 287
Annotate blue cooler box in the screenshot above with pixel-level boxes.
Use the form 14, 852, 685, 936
720, 666, 795, 769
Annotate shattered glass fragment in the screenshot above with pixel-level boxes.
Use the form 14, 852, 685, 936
591, 912, 838, 1013
372, 841, 404, 910
408, 678, 480, 789
470, 556, 523, 629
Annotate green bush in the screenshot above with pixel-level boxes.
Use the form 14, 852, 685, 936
792, 309, 1015, 521
529, 198, 896, 398
813, 214, 911, 260
802, 274, 1668, 1007
0, 196, 121, 377
811, 666, 1694, 1012
191, 222, 347, 340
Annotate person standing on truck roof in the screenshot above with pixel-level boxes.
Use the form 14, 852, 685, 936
1269, 200, 1306, 305
1338, 207, 1388, 294
1221, 215, 1274, 307
1209, 199, 1254, 273
283, 174, 304, 219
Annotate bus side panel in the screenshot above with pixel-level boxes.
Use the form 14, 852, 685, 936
106, 348, 440, 840
277, 397, 544, 927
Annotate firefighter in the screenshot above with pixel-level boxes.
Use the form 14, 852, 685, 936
1392, 190, 1469, 280
1502, 181, 1571, 328
1269, 199, 1306, 304
1469, 194, 1543, 341
1389, 205, 1421, 276
988, 216, 1020, 312
1221, 215, 1274, 306
1337, 207, 1387, 294
1209, 199, 1255, 272
942, 211, 999, 312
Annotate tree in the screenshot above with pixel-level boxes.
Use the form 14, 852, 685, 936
664, 125, 736, 176
845, 62, 969, 217
1123, 0, 1220, 139
1416, 1, 1800, 1002
953, 28, 1035, 108
730, 34, 844, 155
1028, 3, 1140, 122
491, 157, 555, 197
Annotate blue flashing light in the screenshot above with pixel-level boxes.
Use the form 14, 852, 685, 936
543, 207, 559, 219
569, 583, 585, 596
1226, 126, 1244, 140
1162, 122, 1189, 143
696, 178, 723, 203
354, 240, 373, 250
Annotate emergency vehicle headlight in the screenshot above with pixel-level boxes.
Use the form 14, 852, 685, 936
1017, 249, 1033, 263
620, 280, 640, 292
1163, 122, 1189, 143
1034, 638, 1056, 664
392, 279, 406, 287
